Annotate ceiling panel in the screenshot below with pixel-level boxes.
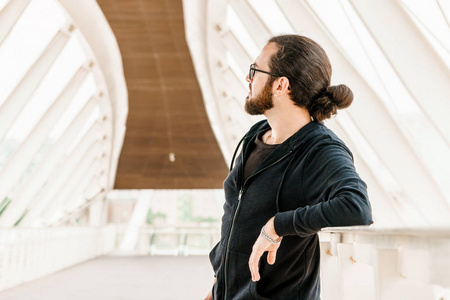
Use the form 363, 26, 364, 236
97, 0, 228, 189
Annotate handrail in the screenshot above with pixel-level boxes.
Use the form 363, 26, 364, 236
318, 226, 450, 299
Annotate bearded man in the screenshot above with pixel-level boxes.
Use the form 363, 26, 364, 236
205, 34, 373, 300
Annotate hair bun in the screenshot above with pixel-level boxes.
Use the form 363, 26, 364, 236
327, 84, 353, 109
308, 84, 353, 122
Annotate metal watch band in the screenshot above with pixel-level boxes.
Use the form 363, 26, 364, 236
260, 226, 282, 244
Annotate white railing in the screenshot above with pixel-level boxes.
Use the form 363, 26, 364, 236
0, 225, 116, 291
319, 227, 450, 300
115, 224, 220, 256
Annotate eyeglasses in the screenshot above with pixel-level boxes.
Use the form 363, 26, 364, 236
248, 64, 290, 90
249, 63, 282, 80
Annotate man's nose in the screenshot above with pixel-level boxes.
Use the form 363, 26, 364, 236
245, 74, 251, 83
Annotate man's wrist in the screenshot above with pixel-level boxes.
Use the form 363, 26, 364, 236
265, 217, 281, 240
261, 226, 282, 244
274, 211, 297, 236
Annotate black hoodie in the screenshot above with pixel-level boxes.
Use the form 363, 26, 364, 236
210, 120, 373, 300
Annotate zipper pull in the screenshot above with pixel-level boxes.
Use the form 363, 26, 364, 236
238, 189, 243, 201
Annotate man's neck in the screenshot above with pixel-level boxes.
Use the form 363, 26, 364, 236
263, 106, 311, 145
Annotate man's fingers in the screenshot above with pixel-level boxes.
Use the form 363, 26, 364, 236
249, 235, 281, 281
249, 246, 263, 282
204, 290, 213, 300
249, 253, 254, 280
249, 252, 260, 282
267, 249, 277, 265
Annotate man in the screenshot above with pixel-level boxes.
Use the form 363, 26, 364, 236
205, 35, 373, 300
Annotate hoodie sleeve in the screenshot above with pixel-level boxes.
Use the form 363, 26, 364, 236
274, 141, 373, 237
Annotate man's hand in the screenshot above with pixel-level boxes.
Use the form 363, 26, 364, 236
204, 289, 212, 300
248, 217, 282, 282
204, 277, 216, 300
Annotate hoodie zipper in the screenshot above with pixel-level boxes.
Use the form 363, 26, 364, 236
223, 149, 293, 300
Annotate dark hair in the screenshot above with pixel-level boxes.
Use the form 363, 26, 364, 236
268, 35, 353, 122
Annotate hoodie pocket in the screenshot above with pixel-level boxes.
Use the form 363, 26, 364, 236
209, 242, 224, 276
249, 281, 271, 300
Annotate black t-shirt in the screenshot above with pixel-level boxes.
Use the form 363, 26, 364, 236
243, 130, 279, 183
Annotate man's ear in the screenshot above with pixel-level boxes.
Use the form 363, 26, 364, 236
275, 77, 290, 96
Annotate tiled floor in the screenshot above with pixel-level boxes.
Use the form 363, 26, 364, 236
0, 255, 214, 300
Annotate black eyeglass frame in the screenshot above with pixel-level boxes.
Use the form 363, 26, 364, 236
249, 63, 283, 80
248, 63, 291, 90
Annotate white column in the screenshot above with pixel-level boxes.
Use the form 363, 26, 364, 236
0, 0, 31, 45
119, 190, 154, 253
88, 191, 106, 227
338, 243, 376, 300
319, 233, 343, 300
19, 122, 101, 227
0, 22, 74, 143
0, 95, 99, 227
374, 249, 402, 300
349, 0, 450, 147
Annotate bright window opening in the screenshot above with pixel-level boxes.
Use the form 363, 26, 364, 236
50, 72, 96, 140
0, 0, 66, 106
226, 4, 260, 59
4, 33, 86, 143
226, 51, 246, 88
66, 106, 100, 155
247, 0, 294, 35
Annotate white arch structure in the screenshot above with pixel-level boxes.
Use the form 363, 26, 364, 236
0, 0, 127, 227
1, 0, 450, 297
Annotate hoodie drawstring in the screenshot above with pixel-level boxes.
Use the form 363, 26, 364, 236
229, 134, 247, 172
275, 147, 302, 212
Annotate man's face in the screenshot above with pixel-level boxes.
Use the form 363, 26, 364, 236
244, 43, 278, 115
244, 79, 273, 115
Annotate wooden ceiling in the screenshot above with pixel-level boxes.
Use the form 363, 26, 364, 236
97, 0, 228, 189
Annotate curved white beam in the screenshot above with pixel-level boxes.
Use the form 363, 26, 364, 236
182, 0, 231, 162
0, 96, 99, 227
327, 119, 425, 227
19, 122, 101, 227
0, 23, 73, 143
274, 0, 450, 225
0, 0, 31, 45
43, 155, 102, 224
222, 31, 253, 76
437, 0, 450, 30
98, 90, 114, 193
348, 0, 450, 147
0, 65, 90, 205
57, 0, 128, 191
228, 0, 271, 49
33, 144, 101, 227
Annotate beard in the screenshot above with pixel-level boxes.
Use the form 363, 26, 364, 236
244, 80, 274, 115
